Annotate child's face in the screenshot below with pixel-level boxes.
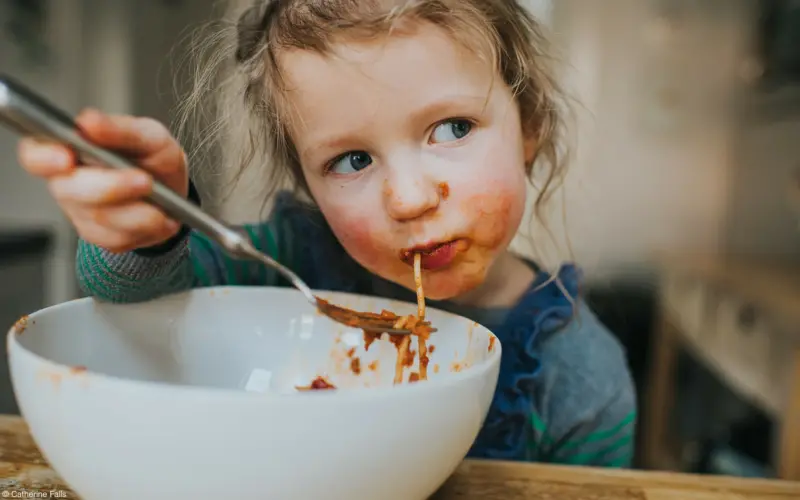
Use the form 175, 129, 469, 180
280, 22, 533, 300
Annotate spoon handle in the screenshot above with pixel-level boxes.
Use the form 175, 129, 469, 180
0, 75, 323, 313
0, 74, 246, 254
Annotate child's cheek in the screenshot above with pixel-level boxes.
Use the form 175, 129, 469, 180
460, 183, 525, 251
325, 212, 386, 270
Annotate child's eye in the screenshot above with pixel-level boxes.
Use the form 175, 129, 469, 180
430, 119, 473, 144
327, 151, 373, 175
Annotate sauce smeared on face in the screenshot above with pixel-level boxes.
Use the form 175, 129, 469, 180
438, 181, 450, 200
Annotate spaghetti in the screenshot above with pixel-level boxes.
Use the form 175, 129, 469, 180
390, 253, 429, 384
303, 252, 435, 391
360, 252, 433, 385
414, 253, 428, 381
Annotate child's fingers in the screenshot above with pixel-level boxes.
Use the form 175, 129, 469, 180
70, 220, 148, 254
47, 167, 153, 206
76, 109, 174, 159
17, 138, 75, 177
138, 142, 189, 195
75, 109, 188, 196
84, 202, 180, 241
69, 204, 181, 254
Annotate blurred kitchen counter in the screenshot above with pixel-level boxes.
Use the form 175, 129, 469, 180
643, 253, 800, 481
0, 415, 798, 499
655, 254, 800, 326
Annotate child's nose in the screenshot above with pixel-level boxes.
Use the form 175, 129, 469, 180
382, 167, 440, 222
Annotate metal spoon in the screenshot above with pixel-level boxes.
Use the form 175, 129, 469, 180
0, 74, 433, 335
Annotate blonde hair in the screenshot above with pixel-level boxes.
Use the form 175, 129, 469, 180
176, 0, 569, 225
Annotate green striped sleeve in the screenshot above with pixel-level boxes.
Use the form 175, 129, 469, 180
75, 237, 195, 303
76, 215, 289, 303
548, 408, 637, 468
187, 219, 285, 288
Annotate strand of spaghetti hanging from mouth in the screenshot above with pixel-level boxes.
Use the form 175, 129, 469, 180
392, 253, 428, 384
415, 253, 428, 380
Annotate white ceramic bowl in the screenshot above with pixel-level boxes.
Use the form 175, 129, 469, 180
7, 287, 500, 500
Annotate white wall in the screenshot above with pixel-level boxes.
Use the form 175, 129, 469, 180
511, 0, 754, 283
724, 110, 800, 256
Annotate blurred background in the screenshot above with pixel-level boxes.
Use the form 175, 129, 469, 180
1, 0, 799, 481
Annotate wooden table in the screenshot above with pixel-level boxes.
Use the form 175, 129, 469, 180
0, 416, 798, 499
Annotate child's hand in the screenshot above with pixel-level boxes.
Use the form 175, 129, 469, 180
17, 109, 189, 253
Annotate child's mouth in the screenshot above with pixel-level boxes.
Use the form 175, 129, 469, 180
399, 239, 469, 270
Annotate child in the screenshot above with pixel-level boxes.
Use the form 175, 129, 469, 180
18, 0, 636, 466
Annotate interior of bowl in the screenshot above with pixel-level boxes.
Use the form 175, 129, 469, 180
10, 287, 499, 394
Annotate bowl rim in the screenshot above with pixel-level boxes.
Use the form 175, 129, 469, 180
7, 286, 502, 403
